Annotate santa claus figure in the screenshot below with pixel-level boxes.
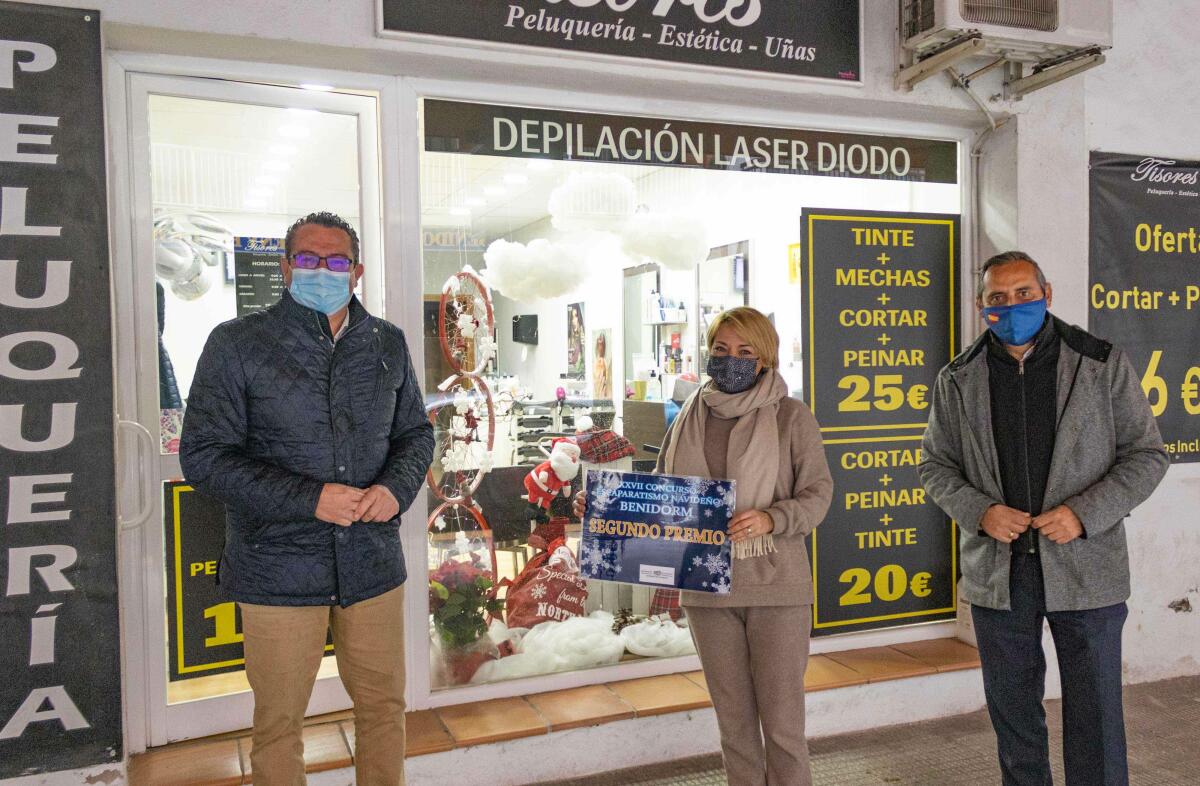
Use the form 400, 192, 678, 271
523, 437, 581, 523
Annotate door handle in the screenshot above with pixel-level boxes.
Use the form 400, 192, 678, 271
118, 419, 155, 531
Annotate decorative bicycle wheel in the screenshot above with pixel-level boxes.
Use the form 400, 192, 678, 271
426, 376, 495, 505
439, 269, 496, 378
426, 265, 500, 586
427, 500, 496, 569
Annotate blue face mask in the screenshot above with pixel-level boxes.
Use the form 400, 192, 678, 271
706, 355, 760, 394
981, 299, 1047, 346
289, 267, 351, 315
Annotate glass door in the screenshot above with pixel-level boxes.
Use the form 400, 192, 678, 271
120, 73, 383, 744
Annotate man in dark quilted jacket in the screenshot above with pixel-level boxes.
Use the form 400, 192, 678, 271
180, 211, 433, 785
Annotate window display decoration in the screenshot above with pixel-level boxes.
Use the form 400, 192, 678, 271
521, 437, 583, 524
426, 267, 502, 684
621, 211, 709, 271
481, 170, 709, 306
502, 537, 589, 629
482, 237, 589, 300
619, 615, 696, 657
438, 266, 497, 378
472, 612, 628, 684
429, 555, 506, 685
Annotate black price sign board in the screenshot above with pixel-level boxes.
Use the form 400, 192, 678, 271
813, 439, 957, 633
425, 100, 958, 185
802, 209, 960, 432
801, 209, 960, 634
0, 3, 122, 775
234, 237, 285, 317
381, 0, 860, 82
164, 483, 244, 680
164, 483, 333, 680
1089, 152, 1200, 463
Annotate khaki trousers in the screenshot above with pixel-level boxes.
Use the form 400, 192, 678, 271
239, 585, 406, 786
687, 604, 812, 786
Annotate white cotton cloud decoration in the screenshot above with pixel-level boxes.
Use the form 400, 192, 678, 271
520, 612, 626, 670
482, 238, 588, 301
620, 212, 710, 272
619, 617, 697, 657
547, 172, 636, 233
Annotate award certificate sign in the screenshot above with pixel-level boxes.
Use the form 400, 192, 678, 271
581, 470, 734, 593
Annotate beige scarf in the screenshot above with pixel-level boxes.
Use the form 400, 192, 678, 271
662, 369, 787, 559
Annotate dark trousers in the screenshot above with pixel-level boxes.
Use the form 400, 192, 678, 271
971, 552, 1129, 786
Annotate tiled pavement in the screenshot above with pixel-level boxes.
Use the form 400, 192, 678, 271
130, 638, 981, 784
542, 675, 1200, 786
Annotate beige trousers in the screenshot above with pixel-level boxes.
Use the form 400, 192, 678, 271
239, 585, 407, 786
686, 604, 812, 786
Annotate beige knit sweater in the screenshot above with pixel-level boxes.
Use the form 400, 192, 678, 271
656, 397, 833, 607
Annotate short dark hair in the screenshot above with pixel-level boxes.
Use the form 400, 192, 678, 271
284, 211, 360, 263
977, 250, 1047, 299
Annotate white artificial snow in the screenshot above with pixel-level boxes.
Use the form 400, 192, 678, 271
619, 617, 697, 658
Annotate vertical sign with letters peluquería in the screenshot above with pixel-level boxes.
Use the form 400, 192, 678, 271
0, 2, 122, 775
802, 208, 961, 635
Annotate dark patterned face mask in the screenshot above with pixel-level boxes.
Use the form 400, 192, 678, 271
706, 355, 760, 394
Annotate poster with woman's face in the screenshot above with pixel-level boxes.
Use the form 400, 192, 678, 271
591, 328, 612, 400
567, 302, 585, 380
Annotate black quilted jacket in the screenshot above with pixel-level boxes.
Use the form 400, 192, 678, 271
179, 291, 434, 607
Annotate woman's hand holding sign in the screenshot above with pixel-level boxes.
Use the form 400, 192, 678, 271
572, 490, 586, 519
728, 509, 774, 544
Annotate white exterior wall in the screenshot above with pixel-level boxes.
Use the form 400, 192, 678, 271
6, 0, 1198, 782
1081, 4, 1200, 684
996, 2, 1200, 687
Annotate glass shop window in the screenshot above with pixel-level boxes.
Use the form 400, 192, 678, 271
151, 96, 363, 455
418, 99, 960, 690
148, 94, 365, 705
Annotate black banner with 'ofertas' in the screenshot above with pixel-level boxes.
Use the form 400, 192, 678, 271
381, 0, 860, 81
1089, 152, 1200, 463
0, 2, 122, 775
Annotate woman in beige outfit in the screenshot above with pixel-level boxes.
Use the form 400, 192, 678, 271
657, 307, 833, 785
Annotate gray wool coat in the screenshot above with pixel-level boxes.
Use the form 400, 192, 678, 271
919, 317, 1169, 612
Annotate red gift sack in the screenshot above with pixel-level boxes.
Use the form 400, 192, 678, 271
504, 537, 589, 629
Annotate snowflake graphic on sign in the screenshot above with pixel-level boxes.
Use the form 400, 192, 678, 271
703, 553, 726, 575
580, 539, 621, 580
588, 469, 625, 510
583, 469, 733, 593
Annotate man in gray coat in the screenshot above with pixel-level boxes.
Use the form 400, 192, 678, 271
920, 251, 1168, 786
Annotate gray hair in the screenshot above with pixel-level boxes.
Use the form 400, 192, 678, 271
977, 251, 1048, 299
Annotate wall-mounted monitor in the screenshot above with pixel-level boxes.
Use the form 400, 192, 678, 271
512, 314, 538, 345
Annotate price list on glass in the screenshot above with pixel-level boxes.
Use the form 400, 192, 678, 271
801, 209, 961, 634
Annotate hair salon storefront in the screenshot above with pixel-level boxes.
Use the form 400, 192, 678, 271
1, 1, 986, 781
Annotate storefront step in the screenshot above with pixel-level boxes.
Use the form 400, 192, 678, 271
127, 638, 980, 785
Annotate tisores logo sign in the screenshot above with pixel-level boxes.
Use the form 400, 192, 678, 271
539, 0, 762, 26
1130, 158, 1200, 186
380, 0, 861, 80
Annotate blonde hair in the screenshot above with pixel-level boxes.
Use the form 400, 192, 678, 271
706, 306, 779, 369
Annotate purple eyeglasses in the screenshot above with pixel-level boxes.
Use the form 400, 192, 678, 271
289, 252, 355, 273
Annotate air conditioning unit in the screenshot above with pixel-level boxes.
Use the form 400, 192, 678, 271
900, 0, 1112, 62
